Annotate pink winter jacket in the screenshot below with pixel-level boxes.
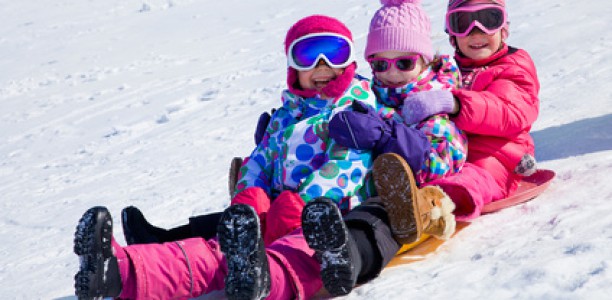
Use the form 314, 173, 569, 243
451, 44, 540, 192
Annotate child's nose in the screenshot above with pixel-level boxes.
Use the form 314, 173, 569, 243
469, 27, 486, 36
315, 59, 331, 69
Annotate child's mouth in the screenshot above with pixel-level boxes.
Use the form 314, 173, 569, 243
470, 43, 488, 50
314, 79, 331, 88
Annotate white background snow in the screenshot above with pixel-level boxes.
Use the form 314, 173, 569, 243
1, 0, 611, 299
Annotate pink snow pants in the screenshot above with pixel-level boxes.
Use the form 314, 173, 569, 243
231, 187, 305, 245
113, 187, 321, 300
115, 229, 321, 300
426, 162, 517, 221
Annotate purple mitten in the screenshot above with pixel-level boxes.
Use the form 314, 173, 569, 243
401, 90, 455, 125
329, 101, 391, 150
254, 110, 275, 145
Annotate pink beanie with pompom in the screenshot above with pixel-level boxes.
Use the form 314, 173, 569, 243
365, 0, 433, 62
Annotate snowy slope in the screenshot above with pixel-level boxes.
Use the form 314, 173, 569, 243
1, 0, 611, 299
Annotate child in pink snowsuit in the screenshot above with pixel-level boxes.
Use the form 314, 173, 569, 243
73, 15, 432, 300
403, 0, 540, 221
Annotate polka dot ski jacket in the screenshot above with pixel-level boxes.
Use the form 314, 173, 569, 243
234, 78, 378, 210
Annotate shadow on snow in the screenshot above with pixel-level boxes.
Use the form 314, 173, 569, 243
533, 113, 612, 162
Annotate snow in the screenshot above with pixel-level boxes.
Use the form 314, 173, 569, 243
1, 0, 611, 299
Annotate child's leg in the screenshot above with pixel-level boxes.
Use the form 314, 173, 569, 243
264, 190, 305, 245
74, 206, 229, 300
426, 162, 505, 221
217, 204, 271, 300
301, 197, 362, 296
302, 197, 401, 295
266, 228, 322, 300
373, 153, 456, 242
219, 204, 322, 300
121, 206, 222, 245
344, 198, 402, 282
120, 238, 227, 300
74, 207, 122, 299
230, 187, 272, 232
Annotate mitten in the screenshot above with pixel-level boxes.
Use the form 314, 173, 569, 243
254, 109, 275, 145
329, 101, 392, 151
402, 90, 455, 125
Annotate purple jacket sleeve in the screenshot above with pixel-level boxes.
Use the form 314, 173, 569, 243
375, 118, 432, 173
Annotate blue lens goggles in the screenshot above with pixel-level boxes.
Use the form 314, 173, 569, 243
287, 33, 355, 71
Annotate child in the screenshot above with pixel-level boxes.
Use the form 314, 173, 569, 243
303, 0, 541, 295
406, 0, 540, 220
72, 15, 430, 300
300, 0, 467, 295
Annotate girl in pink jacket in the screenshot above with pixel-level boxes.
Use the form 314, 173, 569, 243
403, 0, 540, 221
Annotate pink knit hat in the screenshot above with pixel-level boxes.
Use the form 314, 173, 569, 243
284, 15, 356, 99
365, 0, 433, 62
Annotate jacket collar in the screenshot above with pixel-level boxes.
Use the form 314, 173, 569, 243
454, 43, 509, 69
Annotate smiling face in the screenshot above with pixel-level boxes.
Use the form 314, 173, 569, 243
371, 51, 426, 88
297, 60, 344, 98
455, 27, 503, 60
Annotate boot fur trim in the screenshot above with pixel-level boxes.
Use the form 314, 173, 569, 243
423, 186, 456, 240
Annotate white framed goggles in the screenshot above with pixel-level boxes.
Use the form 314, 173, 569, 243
287, 33, 355, 71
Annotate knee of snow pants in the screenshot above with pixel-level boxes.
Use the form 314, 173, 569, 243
266, 228, 322, 300
264, 190, 305, 245
122, 237, 226, 300
231, 187, 271, 235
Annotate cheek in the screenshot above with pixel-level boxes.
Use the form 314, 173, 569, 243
405, 67, 422, 80
297, 71, 312, 88
456, 37, 470, 51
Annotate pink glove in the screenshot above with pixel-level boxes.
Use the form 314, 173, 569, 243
401, 90, 456, 125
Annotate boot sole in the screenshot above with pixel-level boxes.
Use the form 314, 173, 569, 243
373, 153, 423, 244
73, 206, 115, 299
302, 198, 354, 296
217, 204, 270, 300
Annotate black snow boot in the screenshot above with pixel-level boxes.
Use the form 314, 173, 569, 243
121, 206, 165, 245
122, 206, 222, 245
302, 197, 361, 296
74, 206, 122, 300
217, 204, 271, 300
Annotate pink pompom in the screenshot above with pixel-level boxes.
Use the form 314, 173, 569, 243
380, 0, 421, 6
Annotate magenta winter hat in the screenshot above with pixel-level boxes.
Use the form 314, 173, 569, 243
283, 15, 356, 99
365, 0, 433, 62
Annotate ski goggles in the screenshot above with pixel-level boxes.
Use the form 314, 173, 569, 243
446, 4, 507, 37
367, 55, 420, 73
287, 33, 355, 71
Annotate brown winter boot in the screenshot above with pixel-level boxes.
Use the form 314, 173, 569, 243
228, 157, 243, 198
373, 153, 456, 244
416, 185, 456, 240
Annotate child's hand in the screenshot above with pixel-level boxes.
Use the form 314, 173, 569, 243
253, 109, 275, 145
328, 101, 391, 151
402, 90, 455, 124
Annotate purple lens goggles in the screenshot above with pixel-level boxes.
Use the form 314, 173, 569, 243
287, 33, 355, 71
367, 55, 420, 73
446, 4, 507, 37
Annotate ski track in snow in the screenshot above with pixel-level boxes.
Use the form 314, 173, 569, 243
1, 0, 611, 299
